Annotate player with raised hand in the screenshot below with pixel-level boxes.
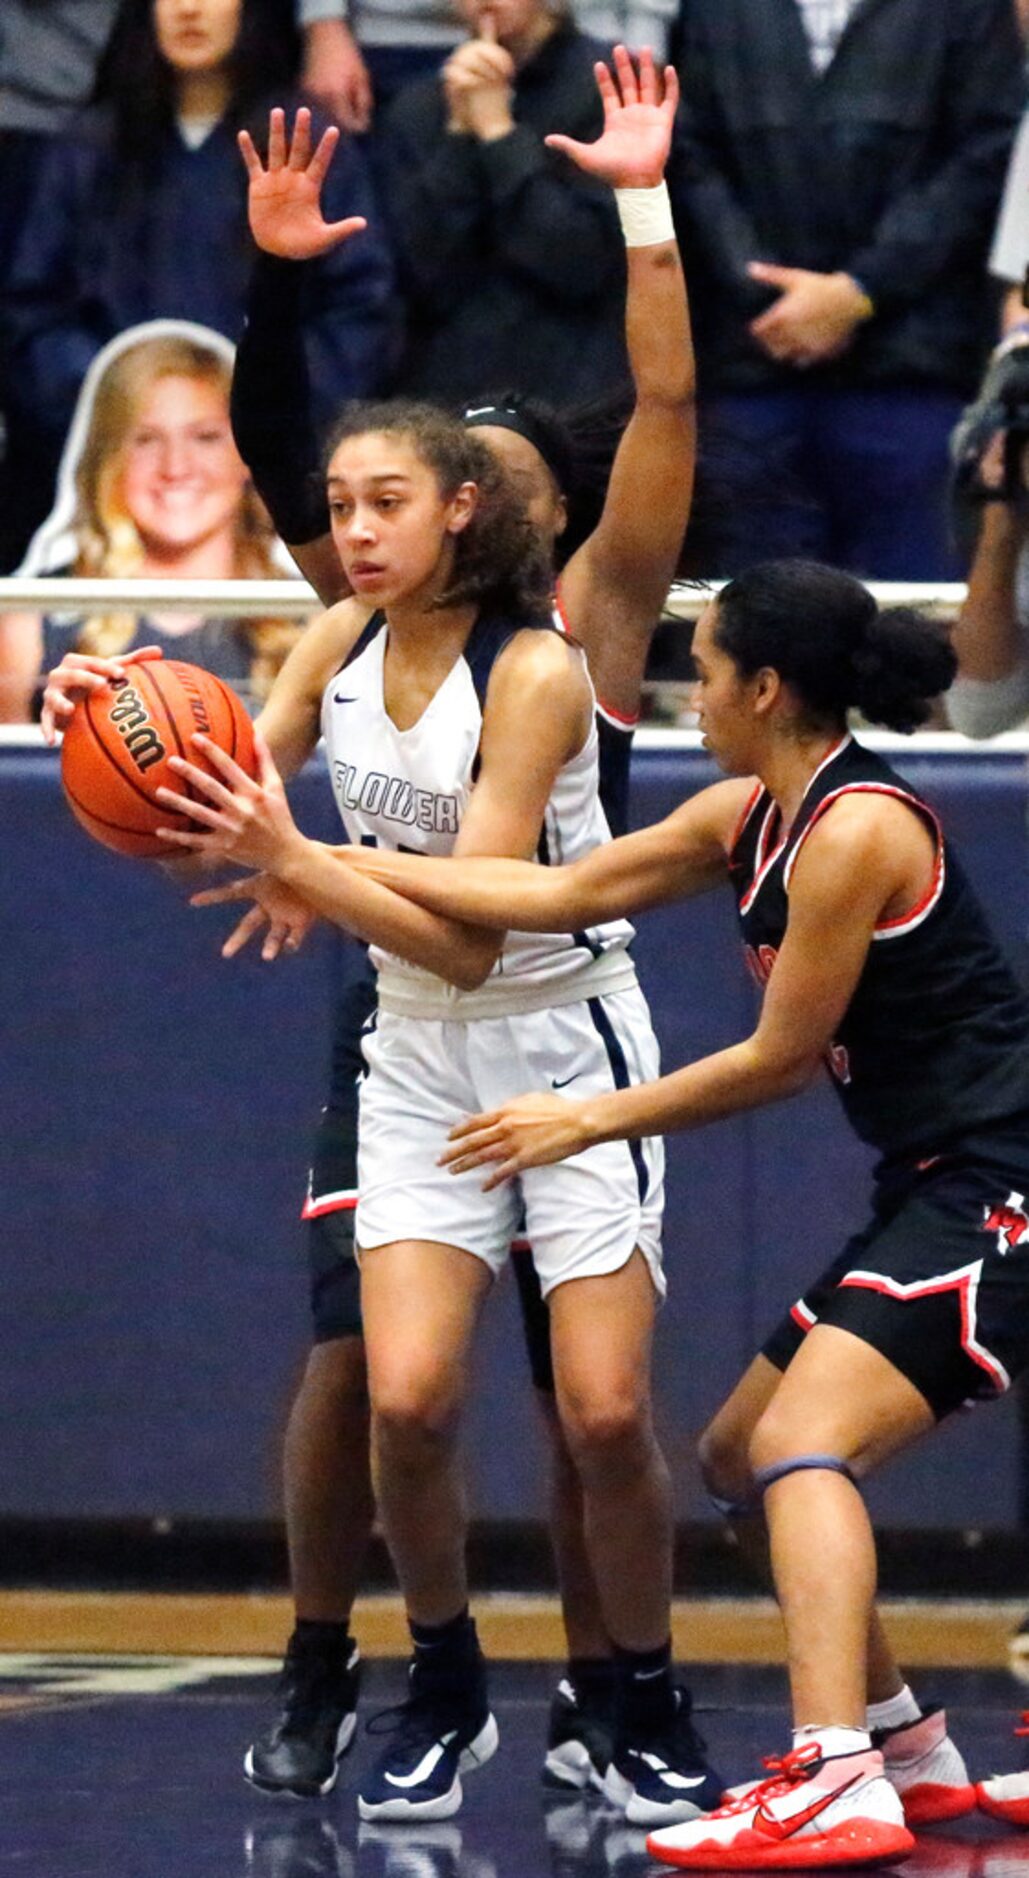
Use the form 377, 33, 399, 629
318, 557, 1029, 1862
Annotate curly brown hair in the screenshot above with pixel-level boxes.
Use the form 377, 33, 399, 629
325, 401, 553, 623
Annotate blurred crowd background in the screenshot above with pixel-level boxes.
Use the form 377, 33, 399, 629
2, 0, 1029, 724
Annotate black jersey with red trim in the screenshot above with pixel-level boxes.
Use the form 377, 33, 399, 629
729, 734, 1029, 1159
551, 586, 635, 838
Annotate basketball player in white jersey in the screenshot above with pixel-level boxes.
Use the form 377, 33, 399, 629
151, 397, 724, 1827
42, 53, 717, 1811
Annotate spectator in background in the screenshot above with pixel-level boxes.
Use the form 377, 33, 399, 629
668, 0, 1024, 580
378, 0, 628, 406
0, 0, 369, 253
0, 322, 301, 723
0, 0, 395, 571
946, 332, 1029, 737
297, 0, 676, 131
990, 104, 1029, 336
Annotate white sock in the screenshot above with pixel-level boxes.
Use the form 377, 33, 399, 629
866, 1685, 921, 1733
794, 1725, 872, 1760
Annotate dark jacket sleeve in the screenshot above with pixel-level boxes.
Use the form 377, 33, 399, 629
845, 0, 1024, 309
298, 126, 398, 424
477, 126, 623, 304
1, 135, 107, 444
230, 255, 330, 546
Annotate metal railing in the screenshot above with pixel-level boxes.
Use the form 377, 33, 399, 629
0, 575, 969, 620
3, 574, 1025, 753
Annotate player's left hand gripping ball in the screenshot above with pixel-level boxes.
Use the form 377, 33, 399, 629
155, 728, 302, 872
441, 1092, 592, 1188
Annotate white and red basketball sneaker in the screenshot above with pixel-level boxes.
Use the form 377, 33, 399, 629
977, 1713, 1029, 1828
646, 1740, 915, 1870
875, 1708, 976, 1825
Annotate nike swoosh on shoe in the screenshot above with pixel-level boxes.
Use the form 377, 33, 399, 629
753, 1773, 861, 1839
384, 1733, 457, 1788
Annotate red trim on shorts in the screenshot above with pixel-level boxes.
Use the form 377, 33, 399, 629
838, 1261, 1009, 1393
791, 1299, 817, 1332
301, 1191, 358, 1221
510, 1238, 531, 1254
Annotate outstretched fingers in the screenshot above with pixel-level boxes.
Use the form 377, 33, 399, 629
287, 105, 312, 170
544, 130, 589, 162
237, 127, 262, 178
190, 878, 255, 907
267, 105, 287, 170
308, 123, 341, 186
611, 42, 640, 106
225, 906, 270, 959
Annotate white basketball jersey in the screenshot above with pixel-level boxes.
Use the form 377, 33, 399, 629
321, 612, 637, 1019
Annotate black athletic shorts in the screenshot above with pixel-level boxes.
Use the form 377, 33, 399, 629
302, 967, 374, 1343
305, 960, 557, 1390
763, 1117, 1029, 1420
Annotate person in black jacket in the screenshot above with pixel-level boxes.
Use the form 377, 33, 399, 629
668, 0, 1024, 579
377, 0, 629, 405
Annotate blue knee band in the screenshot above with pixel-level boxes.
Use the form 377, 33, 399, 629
753, 1454, 857, 1496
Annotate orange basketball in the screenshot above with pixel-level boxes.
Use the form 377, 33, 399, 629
60, 658, 258, 858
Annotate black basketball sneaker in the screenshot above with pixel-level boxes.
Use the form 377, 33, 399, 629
244, 1630, 361, 1797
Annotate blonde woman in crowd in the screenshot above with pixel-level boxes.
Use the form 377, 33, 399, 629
0, 320, 300, 721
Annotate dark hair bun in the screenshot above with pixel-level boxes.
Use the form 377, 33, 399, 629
851, 609, 957, 733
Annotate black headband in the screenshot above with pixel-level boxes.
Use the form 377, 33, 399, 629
461, 401, 572, 497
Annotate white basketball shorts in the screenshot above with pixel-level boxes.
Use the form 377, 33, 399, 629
355, 983, 665, 1299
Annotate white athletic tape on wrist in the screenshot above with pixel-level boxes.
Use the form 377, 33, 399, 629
615, 181, 675, 248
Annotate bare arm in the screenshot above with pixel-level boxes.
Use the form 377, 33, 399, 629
256, 594, 372, 777
951, 503, 1026, 683
441, 796, 930, 1183
337, 776, 750, 928
166, 633, 597, 988
0, 615, 43, 722
550, 53, 694, 718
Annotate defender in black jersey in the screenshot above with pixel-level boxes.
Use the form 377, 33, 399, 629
348, 558, 1029, 1865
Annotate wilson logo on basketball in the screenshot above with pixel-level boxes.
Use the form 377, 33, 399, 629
108, 683, 165, 774
175, 666, 213, 738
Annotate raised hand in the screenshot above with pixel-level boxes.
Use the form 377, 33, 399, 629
544, 46, 678, 189
238, 107, 368, 261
